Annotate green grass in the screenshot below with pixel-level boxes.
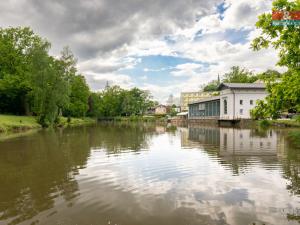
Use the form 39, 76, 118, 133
0, 115, 97, 133
0, 115, 41, 132
270, 119, 300, 127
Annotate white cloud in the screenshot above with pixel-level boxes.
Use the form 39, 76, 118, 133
171, 63, 204, 77
0, 0, 283, 103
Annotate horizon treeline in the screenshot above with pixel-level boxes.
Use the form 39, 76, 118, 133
0, 27, 156, 126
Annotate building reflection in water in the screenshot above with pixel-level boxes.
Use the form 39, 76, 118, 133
180, 125, 289, 174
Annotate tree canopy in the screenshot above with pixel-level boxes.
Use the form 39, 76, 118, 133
251, 0, 300, 119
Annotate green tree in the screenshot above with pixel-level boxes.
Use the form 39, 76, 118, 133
222, 66, 258, 83
122, 88, 152, 116
29, 46, 69, 126
99, 86, 125, 117
203, 80, 219, 92
0, 27, 45, 115
87, 92, 102, 117
251, 0, 300, 118
65, 75, 90, 117
251, 0, 300, 68
257, 69, 282, 81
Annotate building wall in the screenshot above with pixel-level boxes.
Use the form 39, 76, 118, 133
180, 92, 212, 111
155, 106, 167, 115
220, 89, 267, 120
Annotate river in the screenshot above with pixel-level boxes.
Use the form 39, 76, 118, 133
0, 123, 299, 225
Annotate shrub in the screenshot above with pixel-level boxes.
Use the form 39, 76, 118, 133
259, 120, 271, 128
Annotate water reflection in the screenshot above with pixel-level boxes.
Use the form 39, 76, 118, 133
0, 123, 299, 225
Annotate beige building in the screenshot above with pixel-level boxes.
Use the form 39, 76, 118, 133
155, 105, 167, 115
180, 91, 212, 111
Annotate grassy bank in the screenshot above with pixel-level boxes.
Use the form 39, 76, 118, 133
0, 115, 41, 132
257, 119, 300, 128
99, 115, 167, 123
58, 117, 97, 127
0, 115, 96, 133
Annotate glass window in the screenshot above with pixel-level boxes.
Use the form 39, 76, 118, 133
224, 99, 227, 115
250, 100, 253, 105
240, 109, 243, 114
240, 100, 243, 105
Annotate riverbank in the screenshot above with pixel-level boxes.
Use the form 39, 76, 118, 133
98, 115, 167, 122
0, 115, 96, 133
258, 119, 300, 128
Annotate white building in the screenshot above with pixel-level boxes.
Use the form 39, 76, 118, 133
189, 83, 267, 120
219, 83, 267, 120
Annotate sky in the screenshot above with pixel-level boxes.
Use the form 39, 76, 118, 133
0, 0, 282, 103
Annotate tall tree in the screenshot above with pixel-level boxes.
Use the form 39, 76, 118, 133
251, 0, 300, 118
29, 46, 69, 126
64, 75, 90, 117
0, 27, 45, 114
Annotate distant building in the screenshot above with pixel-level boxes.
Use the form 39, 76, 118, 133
155, 105, 167, 115
180, 91, 212, 111
188, 83, 267, 120
166, 94, 174, 106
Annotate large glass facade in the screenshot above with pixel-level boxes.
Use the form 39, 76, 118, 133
189, 100, 220, 118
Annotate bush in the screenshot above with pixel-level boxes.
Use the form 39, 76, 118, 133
259, 120, 271, 128
294, 115, 300, 122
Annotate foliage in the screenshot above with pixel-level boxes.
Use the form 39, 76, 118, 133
0, 27, 92, 126
257, 69, 282, 81
251, 70, 300, 119
203, 80, 219, 92
294, 115, 300, 122
87, 92, 102, 117
0, 27, 45, 115
250, 100, 269, 119
222, 66, 258, 83
251, 0, 300, 68
258, 119, 271, 128
64, 75, 90, 118
29, 45, 69, 126
251, 0, 300, 118
90, 86, 155, 118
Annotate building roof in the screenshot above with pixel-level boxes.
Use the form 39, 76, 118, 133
218, 83, 265, 90
155, 104, 166, 108
177, 112, 188, 116
188, 95, 220, 105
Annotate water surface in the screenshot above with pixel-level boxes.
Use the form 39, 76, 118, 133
0, 123, 299, 225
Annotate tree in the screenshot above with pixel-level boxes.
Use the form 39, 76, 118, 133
251, 0, 300, 118
99, 86, 125, 117
64, 75, 90, 117
203, 80, 219, 92
29, 47, 69, 126
251, 0, 300, 68
122, 88, 153, 116
222, 66, 258, 83
87, 92, 102, 117
257, 69, 282, 81
0, 27, 46, 115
